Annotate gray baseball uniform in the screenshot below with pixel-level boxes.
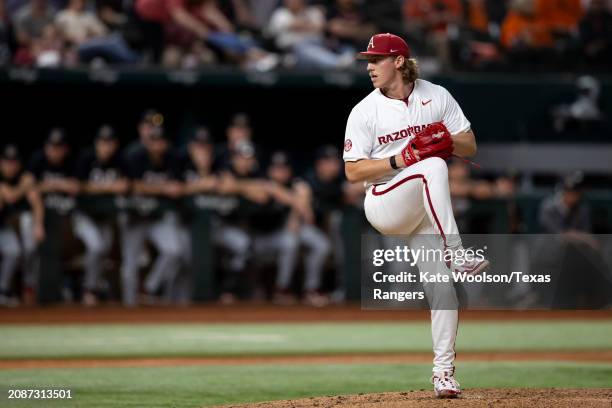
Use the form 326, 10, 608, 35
75, 141, 125, 293
0, 159, 40, 297
121, 140, 182, 306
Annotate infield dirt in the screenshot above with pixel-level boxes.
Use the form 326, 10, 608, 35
222, 388, 612, 408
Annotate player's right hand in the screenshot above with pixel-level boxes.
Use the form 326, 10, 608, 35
400, 144, 420, 167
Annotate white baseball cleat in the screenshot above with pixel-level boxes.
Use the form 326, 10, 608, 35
431, 371, 461, 398
445, 248, 490, 276
452, 257, 490, 276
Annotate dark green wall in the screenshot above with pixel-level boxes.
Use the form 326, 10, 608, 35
3, 69, 611, 162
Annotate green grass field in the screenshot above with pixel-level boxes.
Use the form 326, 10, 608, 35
1, 321, 611, 407
1, 321, 612, 359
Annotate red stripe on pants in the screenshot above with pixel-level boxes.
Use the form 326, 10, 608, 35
371, 174, 447, 247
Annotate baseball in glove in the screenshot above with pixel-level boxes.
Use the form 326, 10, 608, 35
401, 122, 454, 167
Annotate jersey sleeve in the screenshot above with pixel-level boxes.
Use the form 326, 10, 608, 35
343, 106, 373, 162
440, 87, 471, 135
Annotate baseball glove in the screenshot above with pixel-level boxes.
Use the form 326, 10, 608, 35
401, 122, 454, 167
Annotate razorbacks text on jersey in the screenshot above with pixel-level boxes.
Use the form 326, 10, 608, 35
343, 79, 470, 187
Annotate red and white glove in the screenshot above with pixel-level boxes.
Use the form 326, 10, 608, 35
401, 122, 454, 167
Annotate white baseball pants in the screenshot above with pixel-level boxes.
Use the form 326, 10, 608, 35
364, 157, 461, 373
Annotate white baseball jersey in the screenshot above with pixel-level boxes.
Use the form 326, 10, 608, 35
345, 79, 473, 377
343, 79, 471, 187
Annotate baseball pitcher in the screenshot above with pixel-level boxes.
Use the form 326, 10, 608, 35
343, 33, 489, 398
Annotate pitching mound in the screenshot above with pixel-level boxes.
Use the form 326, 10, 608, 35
223, 388, 612, 407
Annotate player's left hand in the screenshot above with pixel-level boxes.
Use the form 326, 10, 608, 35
412, 122, 454, 160
401, 122, 453, 167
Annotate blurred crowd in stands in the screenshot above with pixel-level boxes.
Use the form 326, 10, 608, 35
0, 0, 610, 71
1, 109, 605, 308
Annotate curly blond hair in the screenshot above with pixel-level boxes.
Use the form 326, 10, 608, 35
400, 58, 419, 83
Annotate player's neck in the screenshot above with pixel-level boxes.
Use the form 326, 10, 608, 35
380, 80, 414, 101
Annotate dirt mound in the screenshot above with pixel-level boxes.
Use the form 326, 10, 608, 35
222, 388, 612, 408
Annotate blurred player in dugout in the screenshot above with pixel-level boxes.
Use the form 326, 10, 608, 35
177, 125, 251, 304
75, 125, 129, 306
0, 144, 45, 306
266, 150, 331, 307
121, 125, 183, 306
28, 129, 83, 302
304, 145, 348, 302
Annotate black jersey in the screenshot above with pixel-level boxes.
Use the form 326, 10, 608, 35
0, 170, 31, 223
247, 178, 293, 234
76, 148, 127, 220
178, 153, 240, 220
0, 170, 30, 213
28, 150, 76, 215
127, 148, 179, 219
77, 148, 125, 183
304, 170, 344, 227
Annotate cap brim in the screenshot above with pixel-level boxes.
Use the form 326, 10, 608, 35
357, 51, 407, 60
358, 51, 390, 57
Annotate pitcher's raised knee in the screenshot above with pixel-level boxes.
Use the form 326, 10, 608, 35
423, 157, 448, 172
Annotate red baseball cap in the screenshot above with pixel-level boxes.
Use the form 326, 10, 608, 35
359, 33, 411, 58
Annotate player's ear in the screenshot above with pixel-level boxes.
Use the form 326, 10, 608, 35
394, 56, 404, 69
